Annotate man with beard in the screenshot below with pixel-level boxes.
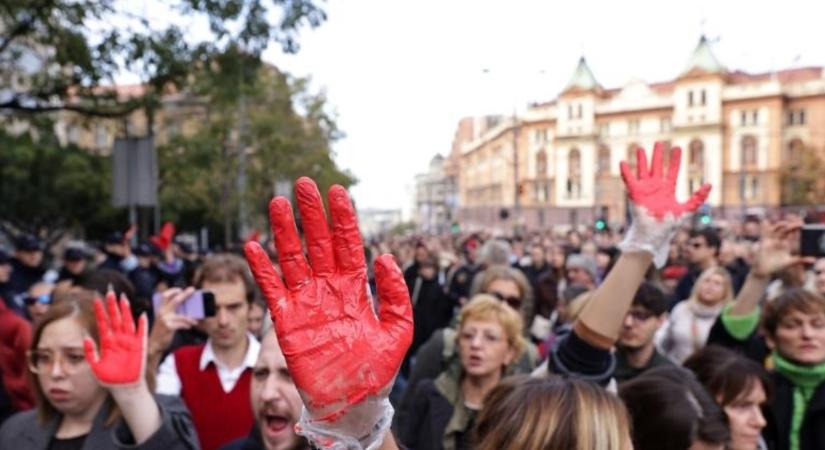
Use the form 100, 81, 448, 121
614, 282, 673, 383
221, 329, 307, 450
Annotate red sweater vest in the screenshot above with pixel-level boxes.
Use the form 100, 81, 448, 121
174, 345, 254, 450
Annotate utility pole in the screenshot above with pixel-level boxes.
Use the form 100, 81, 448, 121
512, 109, 520, 216
237, 80, 248, 241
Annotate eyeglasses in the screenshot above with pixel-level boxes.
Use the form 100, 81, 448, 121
489, 291, 522, 310
24, 294, 51, 306
27, 349, 88, 374
626, 309, 656, 322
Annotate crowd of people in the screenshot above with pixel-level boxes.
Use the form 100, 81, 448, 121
1, 142, 825, 449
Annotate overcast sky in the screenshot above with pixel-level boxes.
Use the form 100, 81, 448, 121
260, 0, 825, 212
124, 0, 825, 213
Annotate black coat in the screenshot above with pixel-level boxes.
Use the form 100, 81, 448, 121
397, 379, 472, 450
707, 315, 825, 450
7, 259, 45, 297
763, 372, 825, 450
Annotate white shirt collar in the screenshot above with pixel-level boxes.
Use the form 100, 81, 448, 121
199, 332, 261, 371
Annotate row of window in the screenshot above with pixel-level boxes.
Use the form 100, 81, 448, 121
533, 107, 806, 141
534, 137, 806, 179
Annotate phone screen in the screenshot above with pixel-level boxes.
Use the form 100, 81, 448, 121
800, 225, 825, 258
152, 290, 217, 319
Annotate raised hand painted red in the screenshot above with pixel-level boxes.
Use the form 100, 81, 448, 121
83, 292, 148, 386
244, 177, 413, 422
619, 141, 712, 220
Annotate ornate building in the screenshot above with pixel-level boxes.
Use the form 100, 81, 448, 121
454, 37, 825, 230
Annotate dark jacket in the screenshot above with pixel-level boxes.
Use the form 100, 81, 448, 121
0, 394, 200, 450
397, 367, 474, 450
614, 347, 673, 383
220, 425, 309, 450
763, 372, 825, 450
8, 258, 45, 297
709, 314, 825, 450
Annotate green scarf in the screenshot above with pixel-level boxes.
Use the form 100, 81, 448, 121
772, 352, 825, 450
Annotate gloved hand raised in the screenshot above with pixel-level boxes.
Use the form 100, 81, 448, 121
83, 291, 148, 387
244, 177, 413, 450
619, 142, 712, 267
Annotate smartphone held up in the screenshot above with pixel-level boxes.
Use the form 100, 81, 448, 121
152, 290, 216, 320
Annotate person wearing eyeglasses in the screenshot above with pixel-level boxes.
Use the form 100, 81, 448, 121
672, 228, 722, 307
614, 282, 673, 383
397, 295, 525, 450
0, 289, 198, 450
24, 282, 54, 325
396, 265, 538, 435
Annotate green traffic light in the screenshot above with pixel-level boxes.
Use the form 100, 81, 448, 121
595, 220, 606, 230
700, 215, 711, 225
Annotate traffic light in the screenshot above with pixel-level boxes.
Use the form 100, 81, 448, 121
595, 217, 607, 231
697, 204, 712, 226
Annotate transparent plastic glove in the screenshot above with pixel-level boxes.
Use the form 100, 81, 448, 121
619, 142, 712, 268
245, 177, 413, 450
83, 292, 148, 386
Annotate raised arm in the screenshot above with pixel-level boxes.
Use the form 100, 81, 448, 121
729, 220, 806, 316
244, 177, 413, 450
83, 292, 162, 444
576, 142, 711, 348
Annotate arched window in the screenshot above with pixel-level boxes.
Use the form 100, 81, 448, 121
741, 135, 757, 168
688, 139, 705, 193
598, 145, 611, 173
569, 148, 581, 176
787, 138, 804, 167
536, 150, 548, 178
567, 148, 582, 198
626, 143, 640, 170
689, 139, 704, 170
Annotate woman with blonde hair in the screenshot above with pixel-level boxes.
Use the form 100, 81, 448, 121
657, 266, 734, 363
398, 295, 525, 450
473, 375, 631, 450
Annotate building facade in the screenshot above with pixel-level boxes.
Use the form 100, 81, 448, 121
455, 37, 825, 231
413, 154, 458, 233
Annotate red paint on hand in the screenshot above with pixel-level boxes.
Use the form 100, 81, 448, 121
244, 177, 413, 421
619, 142, 712, 220
83, 292, 147, 386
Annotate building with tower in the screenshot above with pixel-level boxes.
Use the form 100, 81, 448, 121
453, 36, 825, 230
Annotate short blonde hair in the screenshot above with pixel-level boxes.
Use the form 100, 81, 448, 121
458, 294, 525, 359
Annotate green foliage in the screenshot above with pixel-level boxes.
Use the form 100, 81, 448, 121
157, 55, 355, 244
0, 0, 326, 117
0, 124, 124, 242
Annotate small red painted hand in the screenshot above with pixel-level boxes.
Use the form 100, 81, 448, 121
244, 178, 413, 428
83, 292, 148, 386
618, 142, 713, 267
620, 141, 711, 220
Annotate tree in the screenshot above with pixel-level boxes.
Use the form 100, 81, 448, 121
157, 52, 355, 246
0, 120, 124, 244
0, 0, 326, 119
779, 146, 825, 206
